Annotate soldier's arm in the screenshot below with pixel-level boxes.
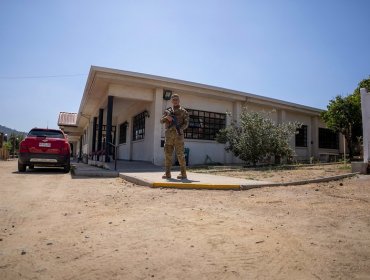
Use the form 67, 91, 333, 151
160, 114, 167, 124
180, 110, 189, 130
160, 110, 170, 124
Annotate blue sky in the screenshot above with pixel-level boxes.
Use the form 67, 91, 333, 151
0, 0, 369, 132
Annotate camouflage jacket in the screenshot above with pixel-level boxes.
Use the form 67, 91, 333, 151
160, 106, 189, 132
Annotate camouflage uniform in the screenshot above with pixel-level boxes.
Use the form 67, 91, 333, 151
160, 105, 189, 179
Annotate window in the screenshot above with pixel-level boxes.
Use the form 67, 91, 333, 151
185, 109, 226, 140
295, 125, 308, 147
132, 112, 146, 141
28, 129, 65, 139
119, 122, 128, 144
319, 128, 339, 149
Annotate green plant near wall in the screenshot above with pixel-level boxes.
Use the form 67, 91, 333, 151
3, 142, 12, 152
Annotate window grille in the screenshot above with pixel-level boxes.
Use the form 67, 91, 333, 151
119, 122, 128, 144
133, 112, 146, 141
184, 109, 226, 140
319, 128, 339, 149
295, 125, 308, 147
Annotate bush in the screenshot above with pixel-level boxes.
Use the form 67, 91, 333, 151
216, 109, 301, 166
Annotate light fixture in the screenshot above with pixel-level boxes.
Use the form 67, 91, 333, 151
163, 90, 172, 100
144, 110, 150, 118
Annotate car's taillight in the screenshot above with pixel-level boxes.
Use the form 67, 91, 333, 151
19, 141, 29, 153
60, 142, 70, 155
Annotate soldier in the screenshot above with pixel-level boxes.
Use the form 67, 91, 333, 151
160, 94, 189, 179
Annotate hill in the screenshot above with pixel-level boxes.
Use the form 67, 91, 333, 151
0, 125, 27, 137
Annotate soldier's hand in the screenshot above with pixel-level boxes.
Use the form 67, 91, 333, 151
166, 115, 173, 122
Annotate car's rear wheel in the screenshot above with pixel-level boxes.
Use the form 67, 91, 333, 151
18, 162, 26, 172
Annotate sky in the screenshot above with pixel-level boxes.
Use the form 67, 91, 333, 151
0, 0, 369, 132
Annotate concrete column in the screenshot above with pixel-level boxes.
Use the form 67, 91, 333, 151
97, 108, 104, 160
92, 117, 97, 152
230, 101, 243, 163
360, 88, 370, 162
307, 120, 312, 159
311, 116, 319, 158
79, 135, 83, 160
105, 96, 114, 162
87, 119, 94, 155
232, 101, 242, 124
277, 109, 286, 124
223, 109, 233, 164
153, 88, 164, 166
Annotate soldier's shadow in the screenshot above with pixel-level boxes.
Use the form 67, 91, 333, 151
166, 178, 200, 183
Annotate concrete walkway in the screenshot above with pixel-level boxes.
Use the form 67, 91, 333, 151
109, 160, 273, 189
71, 162, 119, 177
73, 160, 272, 189
119, 171, 272, 190
71, 160, 358, 190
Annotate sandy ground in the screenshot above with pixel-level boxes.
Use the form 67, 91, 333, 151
0, 160, 370, 280
191, 164, 353, 183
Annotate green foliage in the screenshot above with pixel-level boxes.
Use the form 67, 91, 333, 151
7, 133, 24, 153
216, 109, 301, 166
321, 95, 361, 133
3, 141, 12, 152
354, 77, 370, 95
321, 76, 369, 159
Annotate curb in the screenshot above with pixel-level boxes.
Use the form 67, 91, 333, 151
71, 163, 119, 178
151, 182, 240, 190
73, 170, 119, 177
119, 173, 151, 187
241, 173, 359, 190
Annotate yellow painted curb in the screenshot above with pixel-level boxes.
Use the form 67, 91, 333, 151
151, 182, 240, 190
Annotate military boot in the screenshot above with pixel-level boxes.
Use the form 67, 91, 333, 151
177, 166, 187, 179
162, 167, 171, 179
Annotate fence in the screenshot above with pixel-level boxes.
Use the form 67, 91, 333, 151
0, 148, 10, 160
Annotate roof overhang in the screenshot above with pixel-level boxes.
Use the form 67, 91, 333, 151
75, 66, 323, 129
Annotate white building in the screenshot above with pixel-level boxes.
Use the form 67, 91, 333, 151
58, 66, 344, 166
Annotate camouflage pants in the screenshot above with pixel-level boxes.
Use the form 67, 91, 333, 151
164, 129, 186, 168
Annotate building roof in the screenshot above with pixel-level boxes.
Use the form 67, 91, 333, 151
85, 65, 323, 112
58, 112, 78, 127
70, 66, 324, 130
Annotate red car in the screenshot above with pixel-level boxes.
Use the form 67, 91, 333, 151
18, 128, 71, 173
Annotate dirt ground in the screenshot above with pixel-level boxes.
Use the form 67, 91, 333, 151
1, 160, 370, 280
191, 163, 353, 183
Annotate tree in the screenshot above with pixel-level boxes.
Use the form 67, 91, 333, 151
354, 77, 370, 95
216, 109, 300, 166
321, 77, 369, 159
8, 133, 24, 156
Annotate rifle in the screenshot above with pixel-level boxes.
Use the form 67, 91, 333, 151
165, 108, 182, 135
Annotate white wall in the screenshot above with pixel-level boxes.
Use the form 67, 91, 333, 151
183, 140, 227, 165
112, 96, 153, 162
83, 84, 341, 165
243, 102, 278, 123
